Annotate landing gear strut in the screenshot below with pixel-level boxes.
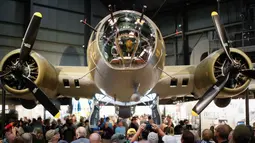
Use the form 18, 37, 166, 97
1, 82, 6, 138
89, 97, 100, 128
150, 95, 161, 125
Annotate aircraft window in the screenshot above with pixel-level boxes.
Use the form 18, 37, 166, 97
170, 78, 178, 87
98, 11, 156, 68
182, 78, 189, 86
63, 79, 70, 88
74, 79, 80, 88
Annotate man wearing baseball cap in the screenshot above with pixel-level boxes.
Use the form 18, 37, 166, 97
127, 128, 137, 141
46, 128, 60, 143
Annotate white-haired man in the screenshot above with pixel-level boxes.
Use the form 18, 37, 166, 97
89, 133, 102, 143
71, 127, 89, 143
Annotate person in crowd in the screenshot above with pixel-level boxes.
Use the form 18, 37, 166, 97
45, 129, 60, 143
174, 120, 184, 135
232, 125, 253, 143
51, 120, 58, 130
4, 123, 16, 143
162, 120, 174, 135
126, 128, 137, 141
147, 132, 158, 143
101, 122, 114, 143
57, 119, 63, 127
190, 130, 200, 143
181, 130, 195, 143
166, 115, 174, 128
201, 129, 215, 143
183, 119, 192, 130
76, 117, 85, 128
115, 120, 126, 135
62, 118, 76, 142
162, 135, 177, 143
214, 124, 231, 143
148, 116, 154, 124
89, 133, 102, 143
32, 128, 45, 143
105, 117, 113, 129
84, 120, 91, 138
71, 115, 77, 128
111, 133, 127, 143
13, 136, 24, 143
129, 117, 138, 131
20, 133, 32, 143
71, 127, 89, 143
98, 118, 105, 129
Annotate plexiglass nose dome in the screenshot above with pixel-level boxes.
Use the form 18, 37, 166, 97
98, 10, 156, 69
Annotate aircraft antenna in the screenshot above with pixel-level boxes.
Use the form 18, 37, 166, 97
108, 5, 115, 22
77, 67, 97, 80
152, 0, 166, 19
80, 19, 97, 32
157, 67, 175, 79
140, 5, 147, 22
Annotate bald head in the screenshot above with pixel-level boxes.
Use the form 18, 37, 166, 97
202, 129, 213, 141
76, 127, 86, 138
89, 133, 101, 143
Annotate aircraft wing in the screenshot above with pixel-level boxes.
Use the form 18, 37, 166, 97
152, 65, 196, 99
56, 66, 100, 99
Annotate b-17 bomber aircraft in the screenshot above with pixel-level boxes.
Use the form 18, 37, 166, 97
0, 6, 255, 125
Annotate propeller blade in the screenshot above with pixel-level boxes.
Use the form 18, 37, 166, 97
211, 11, 234, 63
22, 75, 60, 118
240, 69, 255, 79
192, 73, 230, 116
0, 70, 12, 78
19, 12, 42, 63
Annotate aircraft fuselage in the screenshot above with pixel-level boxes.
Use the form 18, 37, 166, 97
87, 10, 165, 102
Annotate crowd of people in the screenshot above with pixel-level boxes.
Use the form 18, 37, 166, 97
0, 114, 255, 143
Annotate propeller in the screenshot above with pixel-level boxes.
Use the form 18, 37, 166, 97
192, 11, 255, 116
240, 69, 255, 79
211, 12, 234, 64
0, 12, 60, 118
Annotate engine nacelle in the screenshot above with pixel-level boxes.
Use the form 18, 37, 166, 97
193, 48, 252, 98
0, 49, 58, 99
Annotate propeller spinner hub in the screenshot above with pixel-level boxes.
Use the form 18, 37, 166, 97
214, 52, 249, 89
1, 53, 38, 90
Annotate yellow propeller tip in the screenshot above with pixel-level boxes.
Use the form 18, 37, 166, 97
34, 12, 42, 18
54, 112, 60, 118
192, 110, 199, 116
211, 11, 218, 16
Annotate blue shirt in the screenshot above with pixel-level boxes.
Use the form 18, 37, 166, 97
115, 126, 126, 135
71, 138, 90, 143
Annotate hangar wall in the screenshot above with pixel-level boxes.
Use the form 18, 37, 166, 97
0, 0, 107, 66
155, 0, 255, 65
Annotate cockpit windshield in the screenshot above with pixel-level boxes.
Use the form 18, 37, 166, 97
98, 11, 156, 68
